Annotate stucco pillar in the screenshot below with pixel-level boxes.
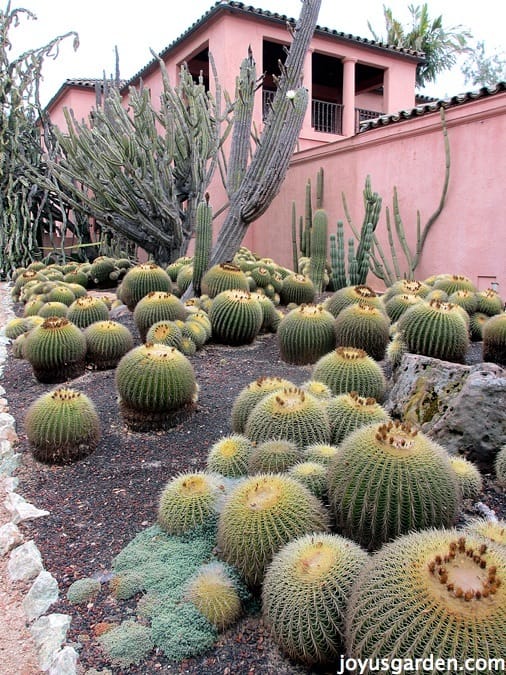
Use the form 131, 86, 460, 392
342, 57, 357, 137
302, 48, 313, 133
383, 66, 392, 114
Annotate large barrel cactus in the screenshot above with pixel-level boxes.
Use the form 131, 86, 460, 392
382, 279, 431, 303
200, 262, 249, 298
84, 320, 134, 369
482, 312, 506, 365
217, 473, 329, 586
24, 387, 100, 464
323, 284, 382, 318
326, 391, 391, 445
66, 295, 110, 328
262, 533, 368, 665
277, 304, 336, 365
334, 301, 390, 360
24, 317, 87, 383
312, 346, 387, 401
118, 263, 173, 310
433, 273, 477, 295
208, 290, 263, 346
279, 273, 316, 306
398, 299, 470, 363
327, 420, 461, 549
476, 288, 504, 316
133, 291, 188, 341
230, 376, 294, 433
346, 529, 506, 669
115, 343, 198, 430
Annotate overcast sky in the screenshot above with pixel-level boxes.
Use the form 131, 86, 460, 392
9, 0, 505, 106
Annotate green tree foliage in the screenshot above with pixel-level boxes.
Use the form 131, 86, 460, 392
368, 4, 471, 88
462, 41, 506, 88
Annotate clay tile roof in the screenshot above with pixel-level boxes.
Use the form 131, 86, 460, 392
358, 81, 506, 133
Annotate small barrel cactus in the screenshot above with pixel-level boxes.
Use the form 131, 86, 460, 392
157, 471, 225, 534
464, 517, 506, 548
482, 312, 506, 365
201, 262, 249, 298
166, 256, 192, 283
245, 387, 331, 450
449, 456, 483, 499
133, 291, 188, 341
277, 304, 336, 365
323, 284, 382, 318
287, 461, 328, 499
185, 562, 244, 631
383, 293, 423, 322
66, 295, 110, 328
4, 317, 31, 340
327, 420, 461, 549
279, 273, 316, 306
382, 279, 431, 303
24, 387, 100, 464
247, 439, 302, 474
300, 379, 333, 400
46, 285, 77, 306
326, 391, 391, 445
476, 288, 503, 316
145, 320, 183, 349
312, 346, 387, 401
208, 290, 263, 346
303, 443, 340, 466
398, 299, 470, 363
495, 445, 506, 487
24, 317, 87, 383
262, 533, 368, 665
448, 289, 479, 314
115, 343, 199, 430
118, 263, 173, 310
346, 529, 506, 668
66, 577, 101, 605
84, 320, 134, 369
217, 473, 329, 586
37, 301, 69, 319
206, 434, 254, 477
231, 376, 294, 434
334, 301, 390, 360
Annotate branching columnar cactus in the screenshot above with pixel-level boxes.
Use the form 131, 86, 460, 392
308, 209, 328, 293
206, 434, 254, 477
262, 533, 368, 665
157, 471, 225, 534
476, 288, 504, 317
277, 304, 336, 365
327, 421, 461, 549
217, 473, 329, 586
24, 388, 100, 464
279, 273, 316, 306
334, 301, 390, 360
231, 376, 294, 433
24, 317, 87, 383
115, 343, 199, 431
482, 312, 506, 365
200, 263, 250, 298
84, 320, 134, 369
325, 391, 391, 445
323, 284, 382, 318
66, 295, 110, 328
245, 387, 331, 449
208, 290, 263, 345
312, 347, 387, 401
247, 439, 302, 474
345, 529, 506, 668
118, 263, 173, 311
185, 562, 243, 630
133, 291, 188, 341
398, 299, 470, 363
449, 456, 483, 499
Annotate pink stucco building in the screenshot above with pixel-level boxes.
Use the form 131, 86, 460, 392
45, 1, 506, 293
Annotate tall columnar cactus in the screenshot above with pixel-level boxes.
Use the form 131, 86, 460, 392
482, 312, 506, 365
334, 301, 391, 360
308, 209, 328, 293
208, 290, 263, 346
192, 195, 213, 297
115, 343, 198, 431
201, 263, 250, 299
230, 376, 294, 434
84, 320, 134, 369
24, 317, 87, 383
118, 263, 173, 311
277, 304, 336, 365
327, 420, 461, 549
312, 347, 387, 401
217, 473, 329, 586
346, 529, 506, 668
133, 291, 188, 341
262, 533, 368, 665
24, 388, 100, 464
398, 299, 470, 363
326, 391, 391, 446
66, 295, 110, 328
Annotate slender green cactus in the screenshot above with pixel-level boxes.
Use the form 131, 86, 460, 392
302, 180, 312, 257
308, 209, 328, 293
192, 195, 213, 297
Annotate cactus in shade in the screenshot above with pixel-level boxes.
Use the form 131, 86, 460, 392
327, 421, 461, 549
482, 312, 506, 365
145, 320, 183, 349
247, 439, 302, 474
245, 387, 331, 450
262, 533, 368, 665
133, 291, 188, 341
304, 443, 340, 466
185, 562, 243, 630
326, 391, 391, 446
84, 320, 134, 369
166, 257, 193, 283
476, 288, 503, 316
250, 293, 280, 333
89, 256, 119, 287
24, 317, 87, 383
433, 273, 477, 295
37, 301, 69, 318
208, 290, 263, 346
277, 304, 336, 365
66, 295, 110, 328
206, 434, 254, 477
288, 461, 328, 499
323, 284, 382, 318
179, 335, 197, 356
279, 273, 316, 306
192, 196, 213, 297
63, 269, 89, 288
469, 311, 489, 341
157, 471, 225, 535
46, 285, 76, 306
115, 343, 199, 431
231, 376, 294, 433
24, 388, 100, 464
345, 529, 506, 669
334, 301, 390, 360
312, 347, 387, 401
175, 264, 194, 295
449, 456, 483, 499
217, 473, 329, 586
186, 310, 212, 339
383, 293, 423, 322
382, 279, 431, 303
398, 299, 470, 363
308, 209, 328, 293
464, 517, 506, 547
201, 263, 250, 299
385, 332, 408, 368
118, 263, 173, 310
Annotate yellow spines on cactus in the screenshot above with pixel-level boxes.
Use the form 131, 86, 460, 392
449, 455, 483, 499
325, 391, 391, 445
185, 562, 243, 631
312, 346, 387, 401
206, 434, 254, 477
230, 376, 294, 433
